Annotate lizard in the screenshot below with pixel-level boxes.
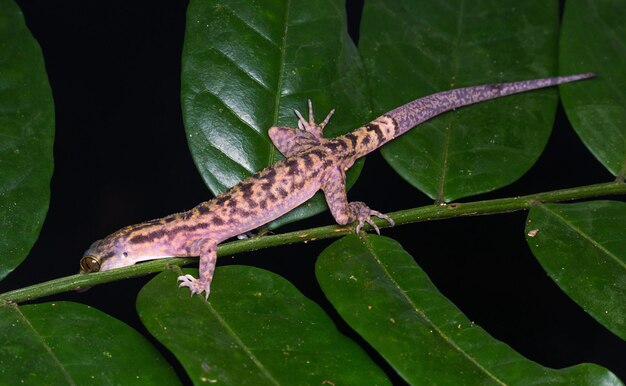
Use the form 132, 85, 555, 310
80, 72, 595, 299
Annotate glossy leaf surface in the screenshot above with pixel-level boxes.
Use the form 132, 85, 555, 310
0, 0, 54, 280
0, 302, 179, 384
316, 234, 621, 385
560, 0, 626, 177
526, 201, 626, 340
137, 267, 389, 385
359, 0, 562, 202
181, 0, 369, 228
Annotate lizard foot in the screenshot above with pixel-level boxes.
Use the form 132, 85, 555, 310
293, 99, 335, 138
349, 201, 395, 235
177, 274, 211, 300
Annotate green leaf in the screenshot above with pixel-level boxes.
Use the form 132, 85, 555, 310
181, 0, 369, 229
137, 267, 390, 385
0, 0, 54, 280
316, 234, 622, 385
559, 0, 626, 177
0, 301, 179, 384
359, 0, 562, 202
525, 201, 626, 340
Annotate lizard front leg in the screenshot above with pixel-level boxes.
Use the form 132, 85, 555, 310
322, 166, 394, 234
177, 239, 217, 300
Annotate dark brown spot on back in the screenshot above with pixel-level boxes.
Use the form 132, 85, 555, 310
187, 222, 209, 232
238, 182, 254, 198
129, 229, 167, 244
239, 209, 252, 217
308, 149, 325, 159
385, 115, 400, 136
325, 142, 339, 152
285, 159, 299, 176
214, 194, 230, 205
302, 153, 313, 168
344, 133, 358, 148
365, 123, 385, 143
197, 205, 210, 215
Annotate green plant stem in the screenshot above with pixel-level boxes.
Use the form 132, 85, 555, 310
1, 181, 624, 304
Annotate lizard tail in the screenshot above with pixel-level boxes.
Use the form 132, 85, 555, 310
387, 72, 596, 138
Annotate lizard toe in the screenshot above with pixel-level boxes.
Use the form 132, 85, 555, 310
355, 219, 365, 234
177, 274, 195, 285
348, 202, 392, 234
177, 274, 211, 299
365, 217, 380, 235
370, 210, 395, 227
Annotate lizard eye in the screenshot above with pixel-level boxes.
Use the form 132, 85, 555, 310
80, 256, 101, 273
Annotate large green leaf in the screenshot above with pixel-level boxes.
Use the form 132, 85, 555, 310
359, 0, 562, 202
0, 301, 179, 384
137, 267, 390, 385
560, 0, 626, 177
181, 0, 369, 229
525, 201, 626, 340
316, 234, 622, 385
0, 0, 54, 280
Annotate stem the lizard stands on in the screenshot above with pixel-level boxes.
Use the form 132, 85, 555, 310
1, 181, 624, 304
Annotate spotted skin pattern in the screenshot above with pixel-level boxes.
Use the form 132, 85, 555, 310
80, 73, 595, 299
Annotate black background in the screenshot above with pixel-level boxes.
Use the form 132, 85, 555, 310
5, 0, 625, 383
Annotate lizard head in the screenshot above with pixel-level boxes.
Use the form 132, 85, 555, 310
79, 234, 134, 273
80, 221, 174, 274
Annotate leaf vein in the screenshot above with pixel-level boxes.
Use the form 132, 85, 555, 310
207, 92, 267, 144
209, 47, 272, 93
9, 304, 76, 385
205, 302, 280, 385
221, 5, 277, 48
359, 235, 507, 385
540, 205, 626, 270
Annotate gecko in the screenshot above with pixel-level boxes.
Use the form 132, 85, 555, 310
80, 73, 595, 299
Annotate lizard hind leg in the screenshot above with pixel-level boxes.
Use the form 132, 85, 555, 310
177, 239, 217, 300
268, 100, 333, 157
293, 100, 334, 139
322, 167, 395, 235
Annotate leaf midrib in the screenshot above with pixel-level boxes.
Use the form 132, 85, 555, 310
539, 204, 626, 270
204, 301, 280, 385
9, 304, 76, 385
359, 235, 507, 386
437, 0, 465, 203
269, 0, 291, 167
